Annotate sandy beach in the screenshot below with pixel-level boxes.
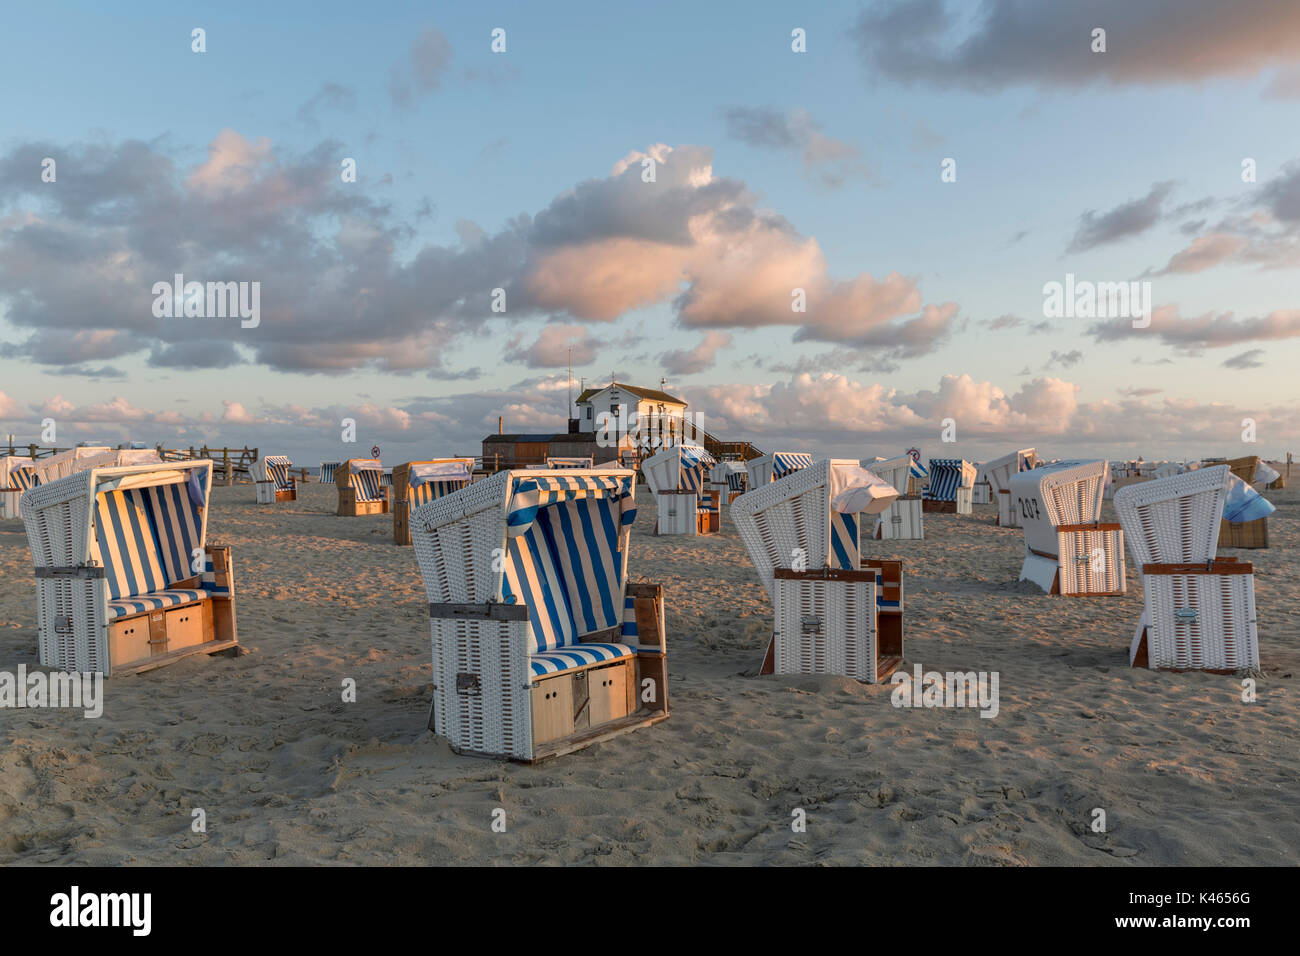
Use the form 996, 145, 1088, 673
1, 479, 1296, 866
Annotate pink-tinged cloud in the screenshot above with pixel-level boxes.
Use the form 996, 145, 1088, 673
1156, 233, 1248, 273
660, 331, 732, 375
504, 323, 600, 368
1090, 304, 1300, 349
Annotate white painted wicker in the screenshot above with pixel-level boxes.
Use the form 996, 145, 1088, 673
732, 459, 843, 601
984, 448, 1036, 527
409, 468, 652, 760
875, 497, 923, 540
1113, 466, 1229, 567
773, 574, 879, 681
20, 461, 218, 674
1010, 459, 1124, 595
1143, 571, 1258, 671
655, 492, 697, 535
1114, 466, 1257, 671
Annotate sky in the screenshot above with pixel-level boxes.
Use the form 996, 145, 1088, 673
2, 0, 1299, 467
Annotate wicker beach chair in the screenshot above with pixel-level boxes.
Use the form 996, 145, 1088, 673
867, 454, 926, 540
253, 455, 297, 504
923, 458, 977, 514
1114, 466, 1259, 671
983, 448, 1037, 526
1009, 459, 1125, 596
0, 455, 34, 519
19, 460, 238, 675
410, 468, 669, 761
641, 443, 719, 535
732, 459, 903, 682
335, 458, 389, 516
392, 458, 473, 544
744, 451, 815, 492
545, 457, 594, 469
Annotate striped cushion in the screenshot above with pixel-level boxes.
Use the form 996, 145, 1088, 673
409, 479, 466, 506
95, 485, 203, 600
266, 458, 294, 491
107, 588, 205, 619
530, 642, 634, 676
354, 469, 383, 501
10, 466, 39, 491
503, 521, 575, 652
503, 496, 626, 654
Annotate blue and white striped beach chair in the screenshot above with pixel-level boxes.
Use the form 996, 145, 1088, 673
642, 443, 719, 534
922, 458, 977, 514
732, 459, 904, 682
336, 458, 389, 516
393, 458, 473, 544
0, 456, 35, 520
411, 468, 670, 761
18, 459, 238, 675
545, 456, 593, 469
319, 461, 341, 485
745, 451, 814, 491
254, 455, 297, 504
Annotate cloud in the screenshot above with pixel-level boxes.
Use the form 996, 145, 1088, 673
1118, 386, 1162, 397
503, 323, 600, 368
981, 314, 1053, 334
0, 391, 21, 418
297, 82, 357, 125
0, 136, 955, 376
852, 0, 1300, 90
1090, 304, 1300, 350
1222, 348, 1266, 369
660, 331, 732, 375
722, 107, 869, 187
1045, 349, 1084, 369
1152, 232, 1248, 274
1066, 181, 1175, 252
390, 27, 453, 107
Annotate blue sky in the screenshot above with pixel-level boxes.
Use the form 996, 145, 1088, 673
2, 0, 1299, 464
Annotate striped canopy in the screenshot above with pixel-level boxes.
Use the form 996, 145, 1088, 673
500, 471, 638, 653
546, 457, 593, 469
264, 455, 293, 490
772, 452, 814, 480
10, 464, 39, 492
319, 462, 341, 484
407, 459, 472, 505
506, 473, 637, 537
643, 443, 716, 497
925, 458, 976, 501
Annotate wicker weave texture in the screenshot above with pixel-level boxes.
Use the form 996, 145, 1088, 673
773, 576, 878, 681
1145, 573, 1258, 670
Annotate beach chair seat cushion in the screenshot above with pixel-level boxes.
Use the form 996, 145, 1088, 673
107, 588, 206, 619
530, 641, 635, 676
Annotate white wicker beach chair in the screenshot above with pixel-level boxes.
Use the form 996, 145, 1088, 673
732, 459, 903, 682
19, 460, 238, 675
981, 448, 1036, 526
923, 458, 977, 515
641, 443, 719, 535
410, 468, 669, 761
745, 451, 814, 491
1009, 459, 1125, 596
1, 455, 34, 519
253, 455, 297, 504
709, 460, 747, 504
545, 456, 593, 469
1114, 466, 1259, 671
392, 458, 473, 545
335, 457, 388, 516
867, 454, 926, 540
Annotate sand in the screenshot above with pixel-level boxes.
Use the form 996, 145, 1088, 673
1, 480, 1296, 866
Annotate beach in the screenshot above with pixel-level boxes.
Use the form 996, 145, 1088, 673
1, 479, 1296, 866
